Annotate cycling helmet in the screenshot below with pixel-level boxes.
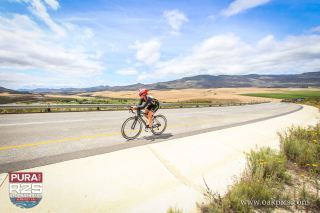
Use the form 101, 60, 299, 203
138, 88, 148, 96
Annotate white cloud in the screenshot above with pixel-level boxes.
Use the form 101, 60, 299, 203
44, 0, 59, 10
163, 10, 188, 35
149, 34, 320, 79
116, 68, 138, 75
221, 0, 271, 17
0, 71, 100, 89
310, 25, 320, 34
15, 0, 65, 36
131, 39, 161, 65
208, 15, 216, 20
0, 72, 54, 89
0, 14, 103, 76
137, 72, 148, 81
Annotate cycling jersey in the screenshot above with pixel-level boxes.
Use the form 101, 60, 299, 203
136, 95, 159, 112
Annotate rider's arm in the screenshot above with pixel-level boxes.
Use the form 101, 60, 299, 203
136, 96, 151, 110
136, 98, 146, 110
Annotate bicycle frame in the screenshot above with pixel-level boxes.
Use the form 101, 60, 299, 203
130, 109, 148, 129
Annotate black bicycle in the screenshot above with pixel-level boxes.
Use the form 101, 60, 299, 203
121, 109, 167, 140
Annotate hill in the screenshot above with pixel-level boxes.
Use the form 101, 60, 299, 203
23, 71, 320, 94
0, 86, 29, 94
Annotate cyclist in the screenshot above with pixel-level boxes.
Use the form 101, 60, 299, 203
131, 88, 160, 131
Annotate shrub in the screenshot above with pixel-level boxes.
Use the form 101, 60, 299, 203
298, 184, 320, 211
202, 176, 280, 213
225, 176, 278, 213
279, 124, 320, 174
166, 206, 183, 213
201, 148, 287, 213
246, 147, 291, 184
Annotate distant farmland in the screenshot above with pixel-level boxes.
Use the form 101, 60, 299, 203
0, 93, 137, 105
1, 88, 319, 105
85, 88, 317, 103
241, 90, 320, 99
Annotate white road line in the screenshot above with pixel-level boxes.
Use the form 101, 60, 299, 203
0, 118, 113, 126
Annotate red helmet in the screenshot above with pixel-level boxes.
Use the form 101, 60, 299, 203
138, 88, 148, 96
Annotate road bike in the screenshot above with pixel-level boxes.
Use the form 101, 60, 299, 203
121, 109, 167, 140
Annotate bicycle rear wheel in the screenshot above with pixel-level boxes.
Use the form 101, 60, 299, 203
121, 117, 142, 140
151, 115, 167, 135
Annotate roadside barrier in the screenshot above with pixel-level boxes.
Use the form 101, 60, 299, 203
0, 102, 270, 113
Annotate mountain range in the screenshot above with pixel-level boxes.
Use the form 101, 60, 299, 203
4, 71, 320, 94
0, 86, 29, 94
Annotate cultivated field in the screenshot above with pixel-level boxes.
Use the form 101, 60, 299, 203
0, 93, 137, 105
1, 88, 319, 105
85, 88, 318, 103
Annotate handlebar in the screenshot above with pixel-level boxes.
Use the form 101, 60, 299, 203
129, 108, 143, 115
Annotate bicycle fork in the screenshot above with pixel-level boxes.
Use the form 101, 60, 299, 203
131, 117, 139, 129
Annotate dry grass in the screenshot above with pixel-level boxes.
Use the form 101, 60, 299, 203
2, 87, 318, 104
0, 93, 88, 100
84, 88, 308, 103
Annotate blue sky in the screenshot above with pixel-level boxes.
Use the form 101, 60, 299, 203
0, 0, 320, 89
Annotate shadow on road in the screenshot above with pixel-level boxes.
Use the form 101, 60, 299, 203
142, 133, 174, 141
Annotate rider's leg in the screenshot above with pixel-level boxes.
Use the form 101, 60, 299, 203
144, 109, 150, 127
148, 111, 154, 128
144, 109, 149, 120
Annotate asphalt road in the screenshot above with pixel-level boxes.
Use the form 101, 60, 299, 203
0, 103, 301, 173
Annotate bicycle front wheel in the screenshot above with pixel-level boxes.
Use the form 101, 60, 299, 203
121, 117, 142, 140
151, 115, 167, 135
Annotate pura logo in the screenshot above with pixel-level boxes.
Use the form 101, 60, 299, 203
9, 172, 43, 209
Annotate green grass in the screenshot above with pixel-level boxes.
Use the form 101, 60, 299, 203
0, 95, 138, 105
52, 97, 138, 104
178, 99, 238, 104
278, 124, 320, 211
200, 140, 320, 213
241, 90, 320, 99
279, 124, 320, 175
300, 98, 320, 109
0, 95, 140, 113
224, 176, 279, 213
246, 148, 291, 184
201, 147, 287, 213
0, 107, 128, 114
166, 206, 183, 213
